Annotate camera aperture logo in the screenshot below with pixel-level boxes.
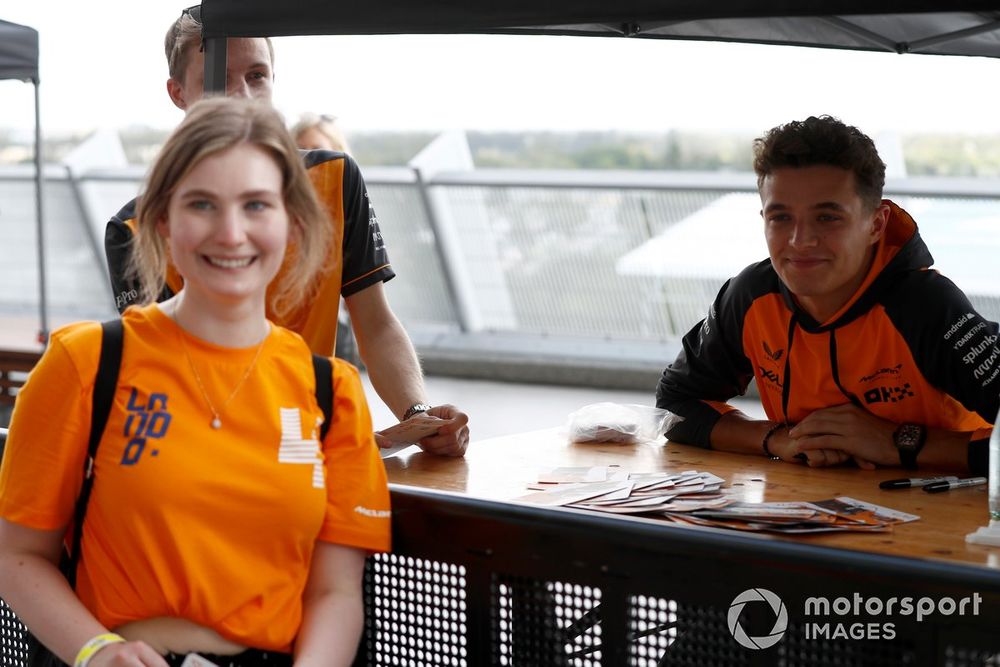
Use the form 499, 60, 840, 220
726, 589, 983, 648
728, 588, 788, 649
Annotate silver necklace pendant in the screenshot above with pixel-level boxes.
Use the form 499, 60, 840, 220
173, 308, 268, 435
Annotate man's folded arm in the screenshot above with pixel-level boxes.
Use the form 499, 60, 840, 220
656, 278, 756, 448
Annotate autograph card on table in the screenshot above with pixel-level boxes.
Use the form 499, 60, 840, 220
377, 413, 445, 443
808, 496, 920, 524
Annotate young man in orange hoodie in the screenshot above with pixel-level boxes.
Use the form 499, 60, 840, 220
656, 116, 998, 473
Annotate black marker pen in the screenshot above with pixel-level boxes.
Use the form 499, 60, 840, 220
879, 476, 959, 490
923, 477, 988, 493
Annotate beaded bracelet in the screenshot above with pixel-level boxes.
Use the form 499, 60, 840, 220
761, 422, 787, 461
74, 632, 126, 667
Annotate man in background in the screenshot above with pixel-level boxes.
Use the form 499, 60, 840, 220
105, 6, 469, 456
290, 112, 361, 368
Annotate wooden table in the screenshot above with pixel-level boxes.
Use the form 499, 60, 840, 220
384, 427, 1000, 570
0, 348, 41, 407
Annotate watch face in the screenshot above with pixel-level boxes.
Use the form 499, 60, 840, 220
895, 424, 922, 451
894, 423, 925, 470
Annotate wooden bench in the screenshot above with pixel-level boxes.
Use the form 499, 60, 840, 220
0, 349, 41, 407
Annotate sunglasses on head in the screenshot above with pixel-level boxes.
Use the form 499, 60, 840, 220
181, 4, 202, 23
168, 5, 204, 74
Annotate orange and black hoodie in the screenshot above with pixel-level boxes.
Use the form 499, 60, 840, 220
656, 201, 999, 474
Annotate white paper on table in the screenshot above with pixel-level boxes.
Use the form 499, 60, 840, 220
661, 498, 732, 512
697, 472, 726, 486
537, 466, 611, 484
592, 493, 680, 507
379, 443, 422, 459
514, 480, 634, 507
634, 478, 679, 492
582, 482, 636, 503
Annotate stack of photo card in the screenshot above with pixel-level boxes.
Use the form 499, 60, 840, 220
513, 466, 728, 514
513, 467, 919, 534
662, 497, 920, 534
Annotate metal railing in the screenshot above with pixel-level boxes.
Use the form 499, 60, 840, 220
1, 165, 998, 387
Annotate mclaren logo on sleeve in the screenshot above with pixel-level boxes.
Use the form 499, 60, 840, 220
354, 505, 391, 519
859, 364, 903, 383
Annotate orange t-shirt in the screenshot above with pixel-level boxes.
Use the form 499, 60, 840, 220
0, 304, 390, 652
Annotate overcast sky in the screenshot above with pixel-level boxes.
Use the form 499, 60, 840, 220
2, 1, 1000, 138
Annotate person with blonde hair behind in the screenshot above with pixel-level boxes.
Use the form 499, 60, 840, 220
0, 97, 390, 667
291, 113, 352, 154
290, 112, 360, 366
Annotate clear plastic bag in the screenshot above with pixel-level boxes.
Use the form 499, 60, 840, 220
565, 402, 681, 444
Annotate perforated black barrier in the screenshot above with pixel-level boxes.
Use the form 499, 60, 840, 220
361, 554, 469, 665
4, 484, 1000, 666
0, 428, 26, 667
0, 603, 27, 667
355, 486, 1000, 666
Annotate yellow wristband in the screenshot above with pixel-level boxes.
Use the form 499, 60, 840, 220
74, 633, 126, 667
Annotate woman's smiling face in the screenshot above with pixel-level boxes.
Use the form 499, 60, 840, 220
159, 142, 289, 311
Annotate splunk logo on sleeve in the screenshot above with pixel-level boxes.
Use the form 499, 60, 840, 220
120, 388, 172, 466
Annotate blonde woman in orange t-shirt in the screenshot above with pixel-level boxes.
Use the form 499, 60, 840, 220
0, 98, 391, 667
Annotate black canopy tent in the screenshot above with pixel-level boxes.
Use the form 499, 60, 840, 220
194, 1, 1000, 120
198, 0, 1000, 58
190, 0, 1000, 334
0, 19, 46, 344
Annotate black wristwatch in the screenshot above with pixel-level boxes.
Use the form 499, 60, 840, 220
893, 423, 927, 469
403, 403, 432, 421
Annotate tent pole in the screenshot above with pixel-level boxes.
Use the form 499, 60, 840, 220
33, 80, 48, 347
204, 37, 227, 94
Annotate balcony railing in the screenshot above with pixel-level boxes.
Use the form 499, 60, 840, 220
1, 164, 998, 388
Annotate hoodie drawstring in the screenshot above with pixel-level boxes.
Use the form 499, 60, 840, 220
829, 330, 863, 407
781, 314, 797, 422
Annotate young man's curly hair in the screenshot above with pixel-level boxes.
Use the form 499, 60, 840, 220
752, 115, 886, 211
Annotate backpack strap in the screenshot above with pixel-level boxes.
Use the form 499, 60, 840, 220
312, 354, 333, 442
66, 319, 123, 587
